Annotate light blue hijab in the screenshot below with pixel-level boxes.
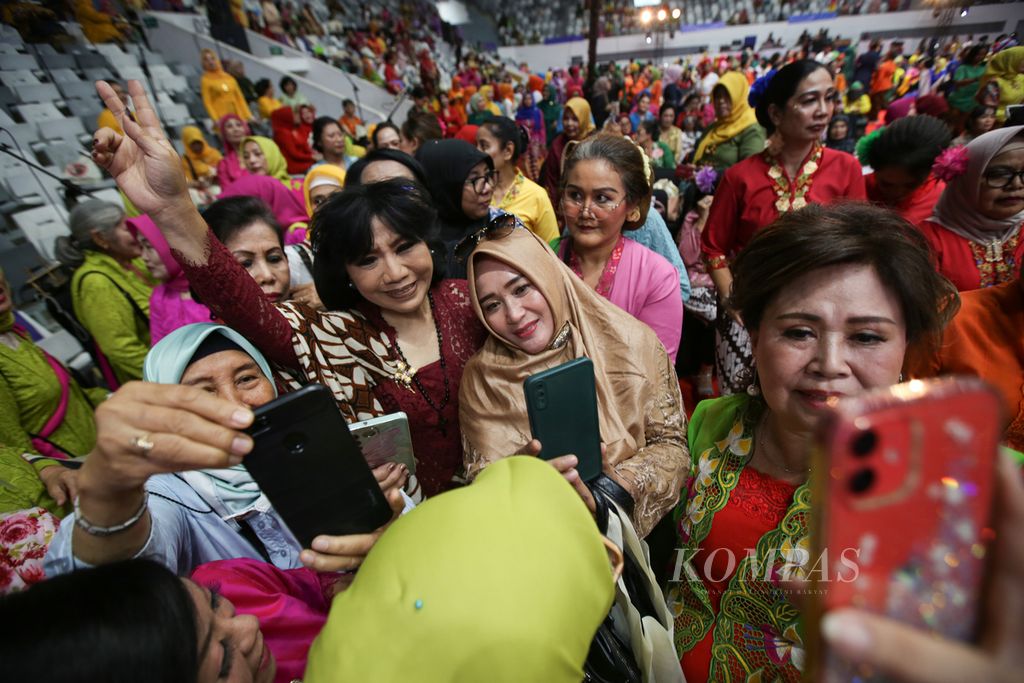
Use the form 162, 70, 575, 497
143, 323, 276, 516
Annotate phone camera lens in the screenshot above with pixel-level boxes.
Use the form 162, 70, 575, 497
848, 468, 876, 494
851, 429, 877, 458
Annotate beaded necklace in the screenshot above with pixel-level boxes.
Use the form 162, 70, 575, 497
765, 142, 824, 214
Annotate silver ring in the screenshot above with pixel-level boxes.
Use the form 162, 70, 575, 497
131, 433, 155, 456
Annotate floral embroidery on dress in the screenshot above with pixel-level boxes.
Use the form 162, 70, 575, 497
970, 231, 1020, 288
0, 507, 59, 594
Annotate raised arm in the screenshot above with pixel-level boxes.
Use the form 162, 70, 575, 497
92, 80, 298, 367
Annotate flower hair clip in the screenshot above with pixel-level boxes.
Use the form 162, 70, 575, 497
627, 135, 655, 187
695, 165, 719, 194
932, 145, 969, 182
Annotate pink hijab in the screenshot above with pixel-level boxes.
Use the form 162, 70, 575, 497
216, 114, 252, 187
126, 216, 212, 343
930, 125, 1024, 244
219, 174, 310, 244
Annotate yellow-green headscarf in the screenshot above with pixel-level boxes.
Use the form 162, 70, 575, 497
242, 135, 293, 186
694, 70, 760, 163
304, 456, 615, 682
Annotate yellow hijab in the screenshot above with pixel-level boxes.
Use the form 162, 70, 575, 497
302, 163, 346, 215
981, 47, 1024, 121
694, 71, 760, 162
565, 96, 595, 139
181, 126, 222, 181
303, 456, 614, 683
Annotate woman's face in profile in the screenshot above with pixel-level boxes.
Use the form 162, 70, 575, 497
474, 255, 555, 354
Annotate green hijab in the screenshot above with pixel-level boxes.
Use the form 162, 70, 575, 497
143, 323, 276, 516
243, 135, 293, 186
304, 456, 615, 682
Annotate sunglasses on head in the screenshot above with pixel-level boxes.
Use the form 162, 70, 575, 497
454, 213, 522, 263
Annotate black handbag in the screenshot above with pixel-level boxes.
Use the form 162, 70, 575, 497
583, 476, 643, 683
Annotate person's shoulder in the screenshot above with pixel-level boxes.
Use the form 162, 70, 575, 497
624, 236, 676, 272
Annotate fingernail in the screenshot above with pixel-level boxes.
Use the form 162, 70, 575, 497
231, 436, 252, 455
312, 537, 328, 551
227, 454, 243, 466
822, 611, 872, 654
231, 408, 253, 427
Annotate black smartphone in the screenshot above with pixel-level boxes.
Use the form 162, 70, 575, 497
243, 384, 393, 548
523, 357, 603, 481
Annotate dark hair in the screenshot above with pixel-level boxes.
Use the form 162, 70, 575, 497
755, 59, 831, 135
730, 202, 958, 353
410, 85, 427, 100
560, 132, 652, 231
311, 178, 443, 309
371, 120, 400, 148
659, 103, 676, 120
279, 75, 297, 92
201, 196, 284, 247
0, 560, 198, 683
638, 119, 660, 142
400, 111, 443, 146
345, 148, 428, 186
481, 114, 528, 160
255, 78, 272, 97
312, 115, 342, 154
342, 98, 354, 108
966, 105, 995, 132
867, 114, 951, 180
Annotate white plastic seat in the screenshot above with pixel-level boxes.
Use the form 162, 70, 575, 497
16, 83, 60, 104
0, 69, 41, 86
36, 117, 88, 143
17, 103, 66, 122
11, 204, 70, 262
0, 54, 38, 71
48, 68, 82, 84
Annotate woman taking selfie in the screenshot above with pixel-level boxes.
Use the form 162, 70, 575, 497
89, 80, 485, 498
702, 60, 866, 394
668, 202, 957, 682
458, 226, 689, 537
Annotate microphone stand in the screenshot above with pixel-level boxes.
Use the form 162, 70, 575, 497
386, 87, 409, 122
0, 140, 99, 206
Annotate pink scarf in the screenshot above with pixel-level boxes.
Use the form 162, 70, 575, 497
126, 216, 212, 343
216, 114, 251, 187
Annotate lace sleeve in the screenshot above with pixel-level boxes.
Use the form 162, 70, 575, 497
614, 348, 691, 537
174, 230, 299, 368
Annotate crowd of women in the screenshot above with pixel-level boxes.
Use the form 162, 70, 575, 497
0, 28, 1023, 683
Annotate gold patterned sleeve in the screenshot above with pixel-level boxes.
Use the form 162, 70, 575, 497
614, 347, 691, 537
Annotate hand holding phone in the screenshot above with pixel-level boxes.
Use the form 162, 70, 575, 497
244, 384, 394, 549
805, 378, 1003, 683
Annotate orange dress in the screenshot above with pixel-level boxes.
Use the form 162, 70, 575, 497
907, 279, 1024, 451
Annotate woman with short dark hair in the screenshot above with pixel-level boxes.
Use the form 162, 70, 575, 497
90, 82, 489, 498
669, 202, 957, 682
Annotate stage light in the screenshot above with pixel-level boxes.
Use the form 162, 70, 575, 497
657, 8, 667, 20
671, 8, 681, 18
645, 33, 653, 44
641, 9, 652, 24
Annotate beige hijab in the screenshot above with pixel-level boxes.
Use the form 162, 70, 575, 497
459, 228, 664, 475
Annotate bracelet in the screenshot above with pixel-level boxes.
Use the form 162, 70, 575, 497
73, 492, 148, 537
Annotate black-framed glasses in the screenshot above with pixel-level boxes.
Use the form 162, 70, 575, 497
465, 169, 497, 194
982, 167, 1024, 190
454, 213, 521, 263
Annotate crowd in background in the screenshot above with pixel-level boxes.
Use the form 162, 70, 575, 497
1, 5, 1024, 683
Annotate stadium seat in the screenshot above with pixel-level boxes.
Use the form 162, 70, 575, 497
36, 117, 89, 144
1, 70, 41, 86
16, 84, 61, 104
0, 54, 38, 71
39, 53, 76, 71
17, 103, 67, 122
48, 68, 83, 84
11, 204, 70, 262
75, 53, 111, 71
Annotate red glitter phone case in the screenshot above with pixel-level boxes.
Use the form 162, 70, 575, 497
805, 377, 1002, 683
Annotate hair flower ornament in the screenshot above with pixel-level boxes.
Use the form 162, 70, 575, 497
695, 165, 719, 195
931, 145, 970, 182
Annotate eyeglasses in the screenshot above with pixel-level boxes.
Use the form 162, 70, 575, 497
454, 213, 521, 263
465, 170, 497, 194
560, 192, 627, 219
982, 167, 1024, 190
